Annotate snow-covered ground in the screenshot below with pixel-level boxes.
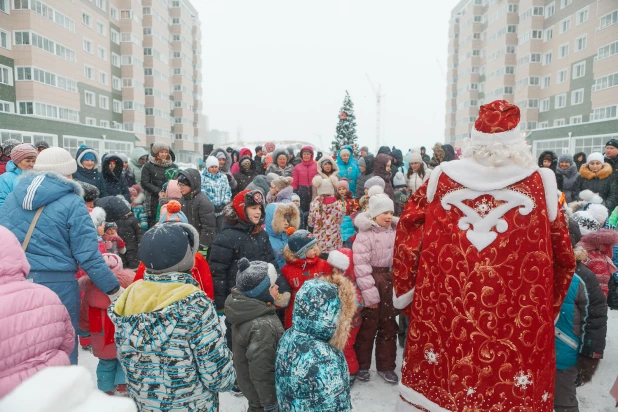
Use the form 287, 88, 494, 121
79, 312, 618, 411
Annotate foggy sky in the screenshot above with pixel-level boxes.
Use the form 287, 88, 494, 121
197, 0, 458, 152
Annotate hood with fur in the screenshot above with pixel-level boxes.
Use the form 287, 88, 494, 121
211, 148, 232, 173
13, 171, 83, 210
313, 156, 340, 188
579, 163, 613, 180
354, 211, 399, 233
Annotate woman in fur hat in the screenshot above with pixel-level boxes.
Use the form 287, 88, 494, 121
312, 156, 340, 200
141, 142, 177, 228
572, 152, 618, 213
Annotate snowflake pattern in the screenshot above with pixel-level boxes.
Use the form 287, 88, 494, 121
424, 348, 439, 365
541, 392, 550, 402
514, 371, 533, 390
474, 198, 496, 217
466, 387, 476, 397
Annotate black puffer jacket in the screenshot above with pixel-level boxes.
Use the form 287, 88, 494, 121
178, 169, 217, 249
537, 150, 564, 191
233, 156, 259, 194
141, 155, 178, 218
556, 161, 579, 203
373, 153, 395, 201
355, 154, 374, 199
208, 202, 291, 310
390, 149, 404, 183
573, 152, 587, 170
573, 163, 618, 212
102, 154, 130, 201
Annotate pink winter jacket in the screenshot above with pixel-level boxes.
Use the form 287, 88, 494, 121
0, 226, 74, 398
292, 146, 318, 189
352, 212, 399, 306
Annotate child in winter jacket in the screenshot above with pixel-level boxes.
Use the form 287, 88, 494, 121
201, 155, 232, 232
102, 222, 126, 255
312, 156, 339, 200
177, 169, 217, 253
78, 253, 135, 395
157, 179, 182, 222
129, 185, 148, 230
336, 180, 359, 247
266, 202, 301, 269
573, 152, 618, 213
308, 178, 345, 255
328, 248, 363, 386
281, 229, 332, 329
353, 194, 399, 384
275, 275, 356, 411
225, 258, 285, 412
359, 176, 386, 213
336, 146, 360, 196
393, 171, 409, 217
109, 223, 236, 411
0, 226, 74, 398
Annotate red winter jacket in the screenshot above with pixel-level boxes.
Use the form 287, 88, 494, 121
133, 253, 215, 300
282, 254, 331, 328
292, 146, 318, 189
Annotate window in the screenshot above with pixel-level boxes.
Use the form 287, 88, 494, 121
100, 120, 109, 128
593, 72, 618, 92
120, 10, 132, 19
570, 115, 583, 124
113, 99, 121, 113
576, 6, 588, 25
558, 69, 568, 83
571, 88, 584, 105
575, 35, 587, 52
591, 106, 617, 121
95, 0, 106, 12
560, 0, 572, 9
143, 6, 151, 15
84, 91, 96, 106
0, 0, 8, 13
540, 98, 550, 112
19, 102, 33, 115
573, 61, 586, 79
96, 21, 106, 36
112, 76, 121, 90
598, 41, 618, 60
99, 71, 107, 85
110, 29, 119, 44
560, 17, 571, 33
97, 46, 107, 60
99, 95, 109, 109
0, 65, 12, 85
143, 47, 152, 56
0, 100, 13, 113
85, 117, 96, 126
544, 52, 552, 65
544, 27, 553, 42
84, 65, 93, 80
555, 93, 567, 109
538, 121, 549, 129
0, 29, 9, 50
110, 6, 118, 21
82, 11, 92, 27
559, 43, 569, 58
600, 9, 618, 29
111, 52, 120, 67
554, 119, 566, 127
83, 38, 92, 54
545, 2, 555, 18
531, 53, 541, 63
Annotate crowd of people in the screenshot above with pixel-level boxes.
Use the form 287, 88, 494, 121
0, 98, 618, 411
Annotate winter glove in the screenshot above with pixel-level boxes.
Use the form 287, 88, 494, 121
107, 286, 125, 302
264, 405, 279, 412
274, 292, 291, 309
577, 355, 600, 385
115, 237, 126, 249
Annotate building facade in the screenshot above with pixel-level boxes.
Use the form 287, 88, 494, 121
445, 0, 618, 157
0, 0, 204, 163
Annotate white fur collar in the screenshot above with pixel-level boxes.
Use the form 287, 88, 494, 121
440, 158, 538, 192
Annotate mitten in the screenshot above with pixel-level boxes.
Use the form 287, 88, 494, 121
107, 286, 125, 302
577, 355, 600, 385
115, 237, 126, 249
274, 292, 291, 309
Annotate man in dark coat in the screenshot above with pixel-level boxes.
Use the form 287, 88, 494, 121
420, 146, 431, 165
604, 138, 618, 177
177, 169, 217, 252
102, 154, 130, 202
233, 155, 259, 194
254, 146, 265, 175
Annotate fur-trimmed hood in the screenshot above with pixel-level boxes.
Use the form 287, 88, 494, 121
579, 229, 618, 251
102, 154, 124, 181
148, 154, 173, 168
211, 148, 233, 173
373, 154, 392, 180
579, 163, 613, 180
272, 148, 290, 167
266, 202, 300, 237
354, 211, 399, 232
15, 171, 84, 210
291, 275, 356, 351
313, 157, 339, 188
131, 191, 145, 205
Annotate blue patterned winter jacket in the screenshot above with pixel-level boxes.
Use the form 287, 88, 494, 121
201, 170, 231, 210
276, 276, 356, 412
109, 272, 236, 412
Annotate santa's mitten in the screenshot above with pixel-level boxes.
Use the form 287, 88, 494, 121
577, 356, 600, 385
393, 288, 415, 310
274, 292, 291, 309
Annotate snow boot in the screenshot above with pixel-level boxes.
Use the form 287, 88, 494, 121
377, 370, 399, 384
357, 369, 370, 382
231, 381, 243, 397
349, 374, 357, 387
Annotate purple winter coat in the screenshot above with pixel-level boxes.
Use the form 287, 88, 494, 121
0, 226, 74, 397
352, 212, 399, 306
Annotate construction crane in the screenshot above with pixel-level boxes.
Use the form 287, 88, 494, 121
365, 74, 385, 149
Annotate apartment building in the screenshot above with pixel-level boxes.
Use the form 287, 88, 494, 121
0, 0, 204, 163
445, 0, 618, 157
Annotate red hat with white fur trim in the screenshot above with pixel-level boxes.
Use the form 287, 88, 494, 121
327, 248, 355, 281
470, 100, 522, 146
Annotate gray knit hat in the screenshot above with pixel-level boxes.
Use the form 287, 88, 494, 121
364, 176, 385, 190
358, 157, 366, 168
236, 258, 278, 302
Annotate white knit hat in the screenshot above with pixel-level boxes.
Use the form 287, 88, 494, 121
367, 185, 384, 197
572, 204, 608, 235
587, 152, 604, 165
393, 171, 406, 188
33, 147, 77, 176
409, 152, 423, 164
317, 178, 335, 196
205, 156, 219, 169
368, 193, 394, 218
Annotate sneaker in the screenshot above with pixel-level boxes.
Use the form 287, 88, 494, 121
231, 382, 243, 397
349, 374, 357, 387
357, 369, 370, 382
377, 370, 399, 384
115, 384, 128, 396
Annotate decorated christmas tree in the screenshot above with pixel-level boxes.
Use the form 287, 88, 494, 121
331, 91, 358, 154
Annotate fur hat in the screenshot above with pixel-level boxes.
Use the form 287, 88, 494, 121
572, 204, 608, 235
364, 176, 385, 190
327, 248, 354, 279
205, 156, 219, 169
232, 190, 265, 223
102, 253, 124, 271
409, 152, 423, 164
151, 142, 170, 155
393, 172, 406, 188
587, 152, 604, 165
287, 229, 318, 259
236, 258, 278, 303
33, 147, 77, 176
368, 193, 394, 218
10, 144, 37, 166
80, 182, 100, 203
89, 207, 106, 229
558, 154, 574, 166
317, 178, 335, 197
2, 139, 20, 157
159, 200, 188, 224
271, 176, 293, 191
139, 223, 199, 274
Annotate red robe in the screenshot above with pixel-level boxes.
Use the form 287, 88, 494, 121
393, 160, 576, 412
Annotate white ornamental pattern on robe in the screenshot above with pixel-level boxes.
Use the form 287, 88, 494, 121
441, 188, 535, 251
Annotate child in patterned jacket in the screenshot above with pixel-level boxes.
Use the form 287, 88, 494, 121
201, 155, 232, 232
308, 178, 344, 256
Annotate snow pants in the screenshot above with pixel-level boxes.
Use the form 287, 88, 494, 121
296, 186, 312, 214
344, 324, 362, 375
554, 367, 579, 412
355, 267, 398, 372
96, 358, 126, 392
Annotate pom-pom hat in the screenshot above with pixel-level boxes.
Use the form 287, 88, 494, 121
287, 229, 318, 259
159, 200, 188, 223
232, 189, 265, 223
236, 258, 278, 303
470, 100, 522, 146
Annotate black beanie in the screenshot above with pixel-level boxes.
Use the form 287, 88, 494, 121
139, 223, 197, 274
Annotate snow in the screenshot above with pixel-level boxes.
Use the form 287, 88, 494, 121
78, 311, 618, 411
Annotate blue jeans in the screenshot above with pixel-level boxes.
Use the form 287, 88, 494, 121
96, 358, 126, 392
